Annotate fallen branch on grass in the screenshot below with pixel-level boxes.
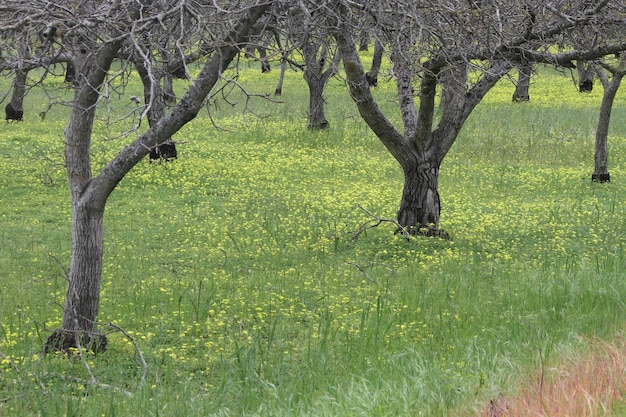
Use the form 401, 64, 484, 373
351, 205, 412, 241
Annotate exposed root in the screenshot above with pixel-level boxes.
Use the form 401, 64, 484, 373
44, 329, 108, 355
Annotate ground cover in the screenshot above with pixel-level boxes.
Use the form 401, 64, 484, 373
1, 58, 625, 416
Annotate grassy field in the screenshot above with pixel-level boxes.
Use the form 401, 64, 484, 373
1, 56, 626, 416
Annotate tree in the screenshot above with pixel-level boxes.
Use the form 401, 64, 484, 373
1, 0, 274, 352
512, 62, 532, 102
591, 54, 626, 183
333, 0, 626, 235
296, 2, 341, 130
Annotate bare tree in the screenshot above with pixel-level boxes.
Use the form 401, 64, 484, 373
1, 0, 274, 352
333, 0, 626, 236
591, 55, 626, 183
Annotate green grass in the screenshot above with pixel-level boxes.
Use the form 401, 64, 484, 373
1, 57, 626, 416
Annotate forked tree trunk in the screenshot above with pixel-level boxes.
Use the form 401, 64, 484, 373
303, 42, 339, 129
44, 3, 272, 354
512, 62, 532, 102
5, 70, 27, 121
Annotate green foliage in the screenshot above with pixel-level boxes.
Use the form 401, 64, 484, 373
1, 60, 625, 416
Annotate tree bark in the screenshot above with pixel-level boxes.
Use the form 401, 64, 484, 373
512, 62, 532, 102
577, 61, 594, 92
592, 58, 625, 182
5, 70, 27, 121
303, 42, 339, 129
397, 161, 443, 236
365, 39, 383, 87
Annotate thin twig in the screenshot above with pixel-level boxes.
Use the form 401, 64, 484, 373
105, 322, 148, 386
352, 205, 412, 241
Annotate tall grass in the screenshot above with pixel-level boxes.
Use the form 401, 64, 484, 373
1, 59, 625, 416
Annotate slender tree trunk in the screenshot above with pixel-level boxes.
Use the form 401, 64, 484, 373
134, 58, 178, 161
577, 61, 594, 92
592, 64, 625, 182
163, 73, 176, 105
5, 70, 27, 121
274, 54, 287, 96
512, 62, 532, 102
365, 39, 383, 87
259, 46, 270, 73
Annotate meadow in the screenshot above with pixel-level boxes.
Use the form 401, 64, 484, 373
1, 55, 626, 416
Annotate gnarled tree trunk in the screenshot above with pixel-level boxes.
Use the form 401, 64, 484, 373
397, 161, 442, 236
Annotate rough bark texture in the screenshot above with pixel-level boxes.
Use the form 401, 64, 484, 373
397, 163, 442, 235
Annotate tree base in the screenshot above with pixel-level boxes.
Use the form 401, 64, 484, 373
592, 173, 611, 183
512, 93, 530, 103
149, 143, 178, 161
44, 329, 108, 355
365, 73, 378, 87
5, 103, 23, 121
396, 226, 452, 240
307, 120, 329, 130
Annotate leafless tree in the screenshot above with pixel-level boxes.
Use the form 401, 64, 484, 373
591, 54, 626, 183
333, 0, 626, 236
1, 0, 274, 352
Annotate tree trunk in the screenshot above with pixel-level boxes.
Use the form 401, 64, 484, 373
46, 199, 108, 353
305, 75, 329, 129
577, 61, 594, 92
592, 62, 625, 182
397, 160, 445, 237
163, 73, 176, 105
358, 30, 369, 51
5, 70, 27, 121
134, 58, 178, 161
303, 42, 339, 129
259, 46, 270, 73
512, 62, 532, 102
274, 55, 286, 96
365, 39, 383, 87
